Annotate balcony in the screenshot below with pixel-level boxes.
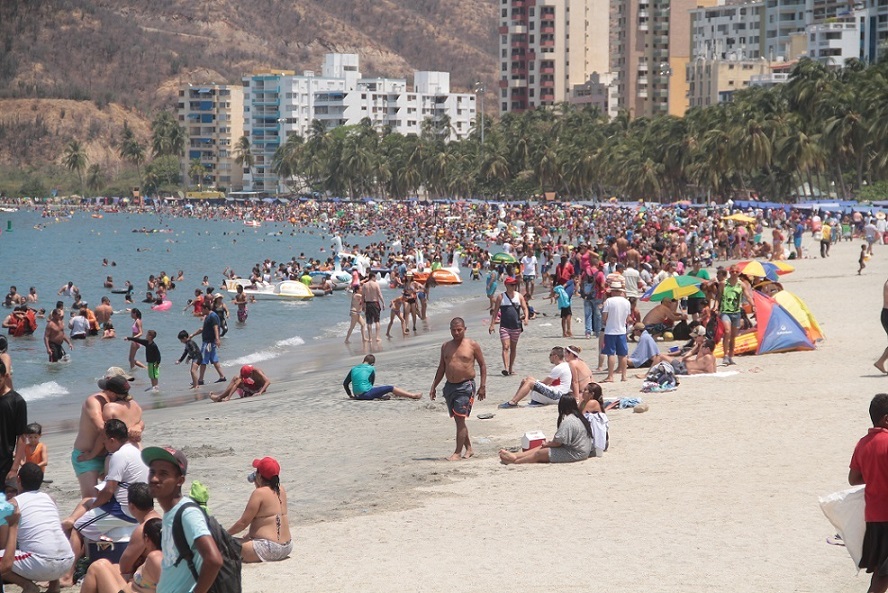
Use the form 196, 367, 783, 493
541, 26, 555, 33
639, 22, 649, 30
511, 24, 528, 33
498, 25, 509, 34
638, 89, 649, 98
541, 79, 555, 87
540, 40, 555, 48
638, 62, 649, 72
513, 0, 524, 6
637, 75, 648, 84
540, 66, 555, 74
499, 79, 510, 88
638, 10, 649, 17
509, 78, 528, 88
512, 66, 528, 75
512, 40, 528, 47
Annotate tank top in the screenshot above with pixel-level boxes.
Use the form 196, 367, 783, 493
16, 491, 74, 558
721, 282, 743, 314
499, 292, 522, 330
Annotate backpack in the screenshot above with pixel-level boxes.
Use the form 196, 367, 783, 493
581, 275, 595, 300
172, 501, 242, 593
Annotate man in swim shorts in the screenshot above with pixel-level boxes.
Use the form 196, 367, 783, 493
430, 318, 487, 461
43, 308, 73, 362
343, 355, 421, 400
195, 296, 226, 385
361, 272, 385, 342
210, 365, 271, 402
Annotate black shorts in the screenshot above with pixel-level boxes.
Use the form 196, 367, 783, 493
560, 306, 572, 319
365, 301, 381, 324
48, 342, 66, 363
881, 308, 888, 338
687, 297, 706, 316
861, 522, 888, 574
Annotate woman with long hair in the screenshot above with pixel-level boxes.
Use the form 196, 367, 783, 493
580, 382, 609, 457
227, 457, 292, 563
127, 308, 146, 370
498, 395, 593, 464
79, 517, 162, 593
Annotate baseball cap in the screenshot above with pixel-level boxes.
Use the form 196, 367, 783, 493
98, 375, 131, 399
105, 366, 135, 382
252, 456, 280, 480
142, 446, 188, 476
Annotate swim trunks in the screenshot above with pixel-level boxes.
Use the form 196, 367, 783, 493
71, 449, 107, 476
672, 359, 689, 375
602, 334, 629, 357
881, 308, 888, 338
499, 327, 522, 342
147, 362, 160, 381
48, 342, 65, 363
236, 386, 257, 398
201, 342, 219, 365
237, 307, 248, 323
365, 302, 381, 324
443, 380, 475, 418
252, 539, 293, 562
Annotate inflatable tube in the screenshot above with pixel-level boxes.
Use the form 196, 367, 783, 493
151, 300, 172, 311
111, 289, 131, 295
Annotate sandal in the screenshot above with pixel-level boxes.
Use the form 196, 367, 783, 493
498, 401, 518, 409
501, 369, 510, 376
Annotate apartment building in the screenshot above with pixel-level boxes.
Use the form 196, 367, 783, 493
612, 0, 712, 117
241, 54, 475, 192
498, 0, 610, 113
689, 2, 764, 60
177, 84, 244, 190
687, 57, 771, 107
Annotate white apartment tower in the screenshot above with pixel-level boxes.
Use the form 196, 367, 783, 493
177, 83, 244, 190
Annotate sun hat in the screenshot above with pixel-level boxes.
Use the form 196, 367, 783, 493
105, 366, 135, 381
141, 446, 188, 476
252, 457, 280, 480
504, 276, 519, 285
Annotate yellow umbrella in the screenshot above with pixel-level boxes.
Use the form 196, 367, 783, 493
722, 213, 757, 224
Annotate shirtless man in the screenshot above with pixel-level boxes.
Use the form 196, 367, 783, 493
875, 278, 888, 374
641, 298, 687, 338
43, 308, 73, 362
429, 317, 487, 461
94, 296, 113, 327
361, 272, 385, 343
647, 337, 717, 376
71, 370, 143, 498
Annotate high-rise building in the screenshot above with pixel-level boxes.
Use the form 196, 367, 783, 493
177, 84, 244, 190
612, 0, 712, 117
687, 57, 771, 107
241, 54, 475, 192
689, 2, 764, 60
498, 0, 610, 114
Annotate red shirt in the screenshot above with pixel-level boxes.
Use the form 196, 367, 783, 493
850, 427, 888, 521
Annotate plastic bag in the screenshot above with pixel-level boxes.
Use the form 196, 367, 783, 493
819, 485, 865, 570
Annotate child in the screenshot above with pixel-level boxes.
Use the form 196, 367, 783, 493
176, 329, 201, 389
554, 282, 573, 338
859, 244, 868, 275
126, 329, 161, 392
23, 423, 47, 472
102, 321, 115, 339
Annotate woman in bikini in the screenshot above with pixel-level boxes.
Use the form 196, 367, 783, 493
127, 308, 147, 370
345, 290, 368, 343
228, 457, 292, 563
79, 517, 162, 593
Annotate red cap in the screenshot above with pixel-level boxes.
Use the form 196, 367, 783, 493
240, 365, 254, 378
252, 457, 280, 479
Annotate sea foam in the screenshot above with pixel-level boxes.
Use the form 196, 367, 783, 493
19, 381, 69, 402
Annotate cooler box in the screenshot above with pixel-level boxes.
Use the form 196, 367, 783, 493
522, 431, 546, 451
87, 538, 129, 564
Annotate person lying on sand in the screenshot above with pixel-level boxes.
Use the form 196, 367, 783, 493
210, 365, 270, 402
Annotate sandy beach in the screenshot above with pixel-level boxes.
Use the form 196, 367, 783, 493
39, 237, 878, 593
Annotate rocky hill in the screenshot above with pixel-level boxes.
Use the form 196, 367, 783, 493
0, 0, 497, 170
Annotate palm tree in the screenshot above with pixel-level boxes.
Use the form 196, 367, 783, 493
188, 159, 205, 189
62, 139, 88, 197
234, 135, 255, 188
150, 111, 185, 158
119, 122, 146, 190
86, 164, 105, 195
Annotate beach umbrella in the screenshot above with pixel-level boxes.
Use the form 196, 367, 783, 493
490, 252, 517, 264
722, 213, 757, 224
735, 260, 794, 280
641, 275, 705, 302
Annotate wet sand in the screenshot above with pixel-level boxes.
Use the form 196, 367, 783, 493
42, 238, 875, 592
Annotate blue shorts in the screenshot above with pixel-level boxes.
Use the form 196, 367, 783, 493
201, 342, 219, 365
602, 334, 629, 356
355, 385, 394, 400
71, 449, 107, 476
721, 312, 741, 328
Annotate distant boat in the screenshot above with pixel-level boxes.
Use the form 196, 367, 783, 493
244, 220, 261, 228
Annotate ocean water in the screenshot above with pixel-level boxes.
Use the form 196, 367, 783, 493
0, 209, 483, 428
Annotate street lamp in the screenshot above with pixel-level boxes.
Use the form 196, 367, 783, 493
474, 81, 485, 146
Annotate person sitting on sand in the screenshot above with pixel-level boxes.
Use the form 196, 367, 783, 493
498, 347, 572, 408
227, 457, 292, 563
628, 323, 659, 368
78, 517, 162, 593
564, 345, 593, 402
581, 383, 609, 457
210, 365, 271, 402
644, 337, 717, 376
498, 395, 593, 464
343, 355, 421, 400
642, 297, 687, 338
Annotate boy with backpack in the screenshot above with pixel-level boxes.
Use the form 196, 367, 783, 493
142, 446, 239, 593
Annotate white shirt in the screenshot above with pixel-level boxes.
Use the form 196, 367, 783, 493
602, 296, 631, 335
16, 491, 74, 559
547, 362, 572, 395
520, 255, 538, 277
69, 315, 89, 337
622, 267, 641, 299
105, 442, 149, 516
